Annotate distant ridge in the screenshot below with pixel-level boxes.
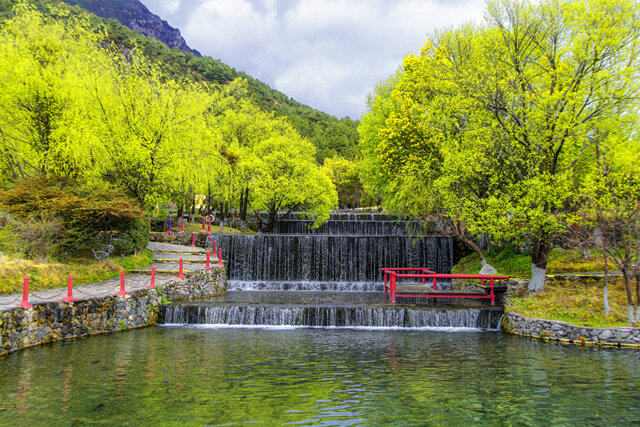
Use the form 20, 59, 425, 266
61, 0, 201, 57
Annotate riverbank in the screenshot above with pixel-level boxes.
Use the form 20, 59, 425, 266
502, 311, 640, 348
0, 243, 226, 357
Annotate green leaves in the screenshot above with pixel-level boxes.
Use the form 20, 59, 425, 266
360, 0, 640, 288
0, 4, 338, 223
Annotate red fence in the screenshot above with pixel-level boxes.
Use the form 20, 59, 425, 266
382, 268, 509, 305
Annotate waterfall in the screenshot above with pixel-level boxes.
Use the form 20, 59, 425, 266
161, 212, 504, 331
163, 304, 503, 330
211, 234, 453, 283
272, 220, 425, 235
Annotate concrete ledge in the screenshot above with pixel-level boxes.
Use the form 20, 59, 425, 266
503, 311, 640, 349
0, 268, 226, 357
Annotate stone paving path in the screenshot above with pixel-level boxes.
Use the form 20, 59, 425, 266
0, 242, 205, 313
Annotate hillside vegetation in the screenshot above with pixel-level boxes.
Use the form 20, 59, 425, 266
0, 0, 360, 163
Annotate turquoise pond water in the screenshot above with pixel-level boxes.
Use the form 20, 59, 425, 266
0, 326, 639, 425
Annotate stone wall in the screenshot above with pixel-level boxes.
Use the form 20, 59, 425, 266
0, 268, 226, 357
503, 311, 640, 348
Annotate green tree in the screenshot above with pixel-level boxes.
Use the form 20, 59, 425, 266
321, 156, 364, 208
249, 136, 338, 232
361, 0, 640, 290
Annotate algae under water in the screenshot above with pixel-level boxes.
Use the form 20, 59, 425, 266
0, 326, 639, 425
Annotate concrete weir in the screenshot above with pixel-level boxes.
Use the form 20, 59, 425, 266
160, 213, 504, 330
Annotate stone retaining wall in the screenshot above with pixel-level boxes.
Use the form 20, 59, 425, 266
0, 268, 226, 357
503, 311, 640, 348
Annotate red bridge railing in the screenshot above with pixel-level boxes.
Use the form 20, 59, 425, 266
382, 268, 509, 305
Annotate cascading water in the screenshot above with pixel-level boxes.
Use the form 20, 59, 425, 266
272, 220, 424, 235
163, 212, 502, 329
163, 304, 503, 329
213, 234, 452, 283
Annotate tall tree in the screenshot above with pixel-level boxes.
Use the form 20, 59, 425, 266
360, 0, 640, 290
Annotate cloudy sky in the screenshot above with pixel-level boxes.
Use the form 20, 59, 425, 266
140, 0, 486, 119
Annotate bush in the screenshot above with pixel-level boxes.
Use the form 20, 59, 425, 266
0, 214, 23, 255
0, 176, 147, 259
112, 217, 149, 256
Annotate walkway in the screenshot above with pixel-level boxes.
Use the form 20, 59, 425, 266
0, 242, 212, 312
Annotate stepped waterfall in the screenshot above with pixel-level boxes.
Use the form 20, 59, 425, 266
162, 213, 503, 329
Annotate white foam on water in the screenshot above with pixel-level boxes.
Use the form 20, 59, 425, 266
159, 323, 498, 332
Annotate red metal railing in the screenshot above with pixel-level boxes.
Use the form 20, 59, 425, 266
382, 268, 509, 305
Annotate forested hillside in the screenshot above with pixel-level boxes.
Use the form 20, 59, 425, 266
0, 0, 360, 163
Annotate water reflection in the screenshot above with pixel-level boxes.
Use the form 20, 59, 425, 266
0, 328, 639, 425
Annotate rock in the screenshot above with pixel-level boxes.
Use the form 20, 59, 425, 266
599, 330, 613, 340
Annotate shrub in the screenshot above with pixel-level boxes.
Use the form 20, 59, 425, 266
0, 176, 147, 258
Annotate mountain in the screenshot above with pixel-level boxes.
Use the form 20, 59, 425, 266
60, 0, 201, 56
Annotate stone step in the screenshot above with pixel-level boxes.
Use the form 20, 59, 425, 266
153, 257, 217, 263
133, 262, 223, 275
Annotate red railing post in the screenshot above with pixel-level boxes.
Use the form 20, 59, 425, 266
117, 270, 129, 296
180, 220, 184, 232
490, 278, 495, 306
190, 232, 196, 247
206, 250, 212, 270
201, 217, 206, 233
147, 266, 156, 289
390, 274, 397, 303
177, 258, 185, 279
61, 273, 77, 302
18, 275, 33, 309
213, 240, 217, 254
383, 271, 388, 295
207, 220, 211, 233
432, 277, 437, 290
217, 248, 223, 265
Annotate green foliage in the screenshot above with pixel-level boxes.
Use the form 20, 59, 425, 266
249, 136, 338, 229
360, 0, 640, 291
0, 0, 360, 163
0, 176, 146, 257
321, 156, 364, 208
0, 4, 337, 233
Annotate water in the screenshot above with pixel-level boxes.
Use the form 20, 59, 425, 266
272, 219, 424, 235
212, 234, 453, 283
1, 327, 639, 425
163, 303, 504, 329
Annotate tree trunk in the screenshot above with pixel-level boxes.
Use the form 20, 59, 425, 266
456, 234, 497, 274
635, 272, 640, 324
623, 269, 634, 325
603, 250, 610, 316
240, 187, 249, 221
262, 208, 277, 233
528, 238, 551, 292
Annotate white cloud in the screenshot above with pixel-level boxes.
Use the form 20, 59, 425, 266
141, 0, 485, 118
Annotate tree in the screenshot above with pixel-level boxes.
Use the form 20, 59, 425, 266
89, 51, 214, 209
321, 156, 364, 208
0, 3, 103, 183
249, 136, 338, 232
581, 126, 640, 325
360, 0, 640, 290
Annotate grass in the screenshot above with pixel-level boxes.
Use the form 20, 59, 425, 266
0, 250, 153, 295
452, 247, 608, 278
508, 278, 633, 327
452, 246, 634, 327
